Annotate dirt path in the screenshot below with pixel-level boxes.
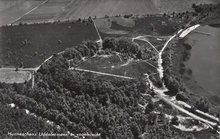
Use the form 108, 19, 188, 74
146, 74, 218, 127
157, 34, 177, 78
132, 36, 159, 53
69, 67, 134, 80
92, 19, 103, 44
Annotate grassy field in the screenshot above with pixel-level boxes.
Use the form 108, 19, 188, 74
0, 69, 31, 84
76, 54, 156, 80
1, 0, 218, 26
0, 21, 99, 68
95, 16, 183, 38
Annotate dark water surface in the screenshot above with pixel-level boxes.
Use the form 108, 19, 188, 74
186, 25, 220, 95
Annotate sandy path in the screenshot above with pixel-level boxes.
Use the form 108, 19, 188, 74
69, 67, 134, 80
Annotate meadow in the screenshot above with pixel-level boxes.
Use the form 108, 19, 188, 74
0, 21, 99, 68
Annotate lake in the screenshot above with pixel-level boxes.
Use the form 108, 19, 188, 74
186, 25, 220, 96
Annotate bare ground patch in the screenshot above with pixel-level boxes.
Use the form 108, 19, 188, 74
0, 69, 31, 83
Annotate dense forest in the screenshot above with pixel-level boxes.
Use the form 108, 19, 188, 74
0, 37, 194, 138
0, 101, 66, 139
191, 3, 220, 25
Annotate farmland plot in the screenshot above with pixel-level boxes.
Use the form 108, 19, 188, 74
15, 0, 72, 24
0, 0, 43, 26
5, 0, 218, 25
60, 0, 159, 20
42, 0, 218, 21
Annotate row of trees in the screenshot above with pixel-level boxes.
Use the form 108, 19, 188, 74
191, 3, 220, 24
161, 39, 212, 113
102, 37, 141, 58
1, 17, 95, 28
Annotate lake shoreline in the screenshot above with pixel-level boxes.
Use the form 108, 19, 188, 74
167, 36, 220, 114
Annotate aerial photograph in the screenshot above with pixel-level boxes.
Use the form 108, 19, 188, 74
0, 0, 220, 138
